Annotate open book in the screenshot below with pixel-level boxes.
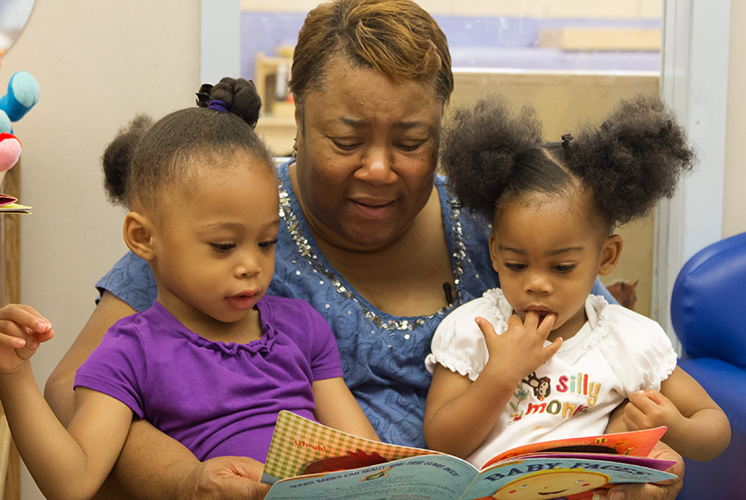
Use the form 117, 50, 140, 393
0, 194, 30, 214
261, 411, 677, 500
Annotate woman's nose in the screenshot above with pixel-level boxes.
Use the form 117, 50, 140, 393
356, 145, 397, 185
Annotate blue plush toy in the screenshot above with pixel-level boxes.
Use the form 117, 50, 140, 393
0, 70, 39, 134
0, 69, 39, 174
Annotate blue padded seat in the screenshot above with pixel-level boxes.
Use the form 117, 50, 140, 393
671, 231, 746, 499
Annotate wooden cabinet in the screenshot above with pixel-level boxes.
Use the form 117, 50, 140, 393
0, 163, 21, 500
254, 52, 296, 157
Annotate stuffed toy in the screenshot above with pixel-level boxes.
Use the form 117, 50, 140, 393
0, 69, 39, 175
0, 70, 39, 133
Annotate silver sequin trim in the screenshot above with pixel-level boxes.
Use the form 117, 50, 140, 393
279, 178, 466, 333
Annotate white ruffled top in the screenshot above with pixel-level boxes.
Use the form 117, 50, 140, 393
425, 288, 678, 468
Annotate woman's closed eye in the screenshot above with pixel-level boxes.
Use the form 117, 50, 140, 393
395, 140, 426, 152
331, 138, 362, 151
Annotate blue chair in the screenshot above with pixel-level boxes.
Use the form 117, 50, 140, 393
670, 231, 746, 499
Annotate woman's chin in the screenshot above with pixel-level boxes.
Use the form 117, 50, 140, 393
327, 222, 411, 252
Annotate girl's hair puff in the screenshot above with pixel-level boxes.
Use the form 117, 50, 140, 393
102, 77, 272, 211
567, 95, 696, 229
442, 94, 696, 233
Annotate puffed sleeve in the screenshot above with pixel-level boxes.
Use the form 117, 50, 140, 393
597, 302, 678, 394
74, 317, 148, 418
425, 292, 508, 381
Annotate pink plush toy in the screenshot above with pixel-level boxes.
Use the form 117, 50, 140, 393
0, 132, 21, 172
0, 65, 39, 187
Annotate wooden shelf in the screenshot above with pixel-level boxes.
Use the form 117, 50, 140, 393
0, 162, 21, 500
255, 52, 297, 156
539, 28, 662, 51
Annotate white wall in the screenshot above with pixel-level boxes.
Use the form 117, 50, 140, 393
240, 0, 664, 18
723, 0, 746, 238
1, 1, 201, 498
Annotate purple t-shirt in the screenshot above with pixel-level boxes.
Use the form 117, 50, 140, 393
74, 295, 343, 462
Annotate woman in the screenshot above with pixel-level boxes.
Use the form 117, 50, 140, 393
43, 1, 683, 498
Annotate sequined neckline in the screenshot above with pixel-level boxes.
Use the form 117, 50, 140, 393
277, 167, 467, 333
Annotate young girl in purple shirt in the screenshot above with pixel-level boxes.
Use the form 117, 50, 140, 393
0, 77, 377, 499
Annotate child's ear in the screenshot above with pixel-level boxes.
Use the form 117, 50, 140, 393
598, 234, 623, 276
123, 211, 156, 261
488, 228, 499, 273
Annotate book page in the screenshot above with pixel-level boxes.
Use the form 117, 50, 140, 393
265, 455, 479, 500
263, 410, 445, 483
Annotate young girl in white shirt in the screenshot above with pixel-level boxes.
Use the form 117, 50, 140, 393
423, 95, 730, 468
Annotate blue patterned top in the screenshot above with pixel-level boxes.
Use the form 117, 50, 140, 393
96, 161, 615, 448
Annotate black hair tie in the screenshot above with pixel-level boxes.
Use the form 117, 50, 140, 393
195, 83, 213, 107
561, 133, 573, 151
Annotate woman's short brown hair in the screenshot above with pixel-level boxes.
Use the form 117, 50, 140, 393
289, 0, 453, 108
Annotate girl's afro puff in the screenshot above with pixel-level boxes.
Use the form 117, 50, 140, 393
568, 95, 696, 228
440, 95, 542, 220
441, 94, 697, 231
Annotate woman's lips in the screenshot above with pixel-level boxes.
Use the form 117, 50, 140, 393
349, 198, 397, 220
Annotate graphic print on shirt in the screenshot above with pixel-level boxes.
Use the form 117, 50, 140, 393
507, 371, 602, 425
523, 372, 552, 400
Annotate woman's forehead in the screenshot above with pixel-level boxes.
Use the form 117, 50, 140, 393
306, 55, 440, 103
301, 58, 442, 127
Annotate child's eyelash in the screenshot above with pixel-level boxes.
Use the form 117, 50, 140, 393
210, 242, 235, 252
504, 263, 526, 271
259, 238, 279, 248
554, 264, 575, 272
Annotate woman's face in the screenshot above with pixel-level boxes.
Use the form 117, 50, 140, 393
293, 57, 443, 252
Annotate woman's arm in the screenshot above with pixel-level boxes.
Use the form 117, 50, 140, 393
623, 366, 731, 461
105, 420, 271, 500
312, 377, 379, 440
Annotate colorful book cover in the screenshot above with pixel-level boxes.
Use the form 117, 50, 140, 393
262, 410, 440, 483
261, 411, 677, 500
0, 194, 30, 213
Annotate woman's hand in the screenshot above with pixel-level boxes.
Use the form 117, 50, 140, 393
177, 456, 271, 500
0, 303, 53, 373
606, 441, 684, 500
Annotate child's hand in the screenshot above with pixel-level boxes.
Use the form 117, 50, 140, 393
476, 311, 562, 385
0, 304, 54, 374
623, 389, 682, 432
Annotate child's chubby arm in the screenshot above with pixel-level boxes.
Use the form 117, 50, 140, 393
313, 377, 379, 441
622, 366, 731, 462
0, 372, 134, 500
423, 312, 561, 459
0, 304, 135, 500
